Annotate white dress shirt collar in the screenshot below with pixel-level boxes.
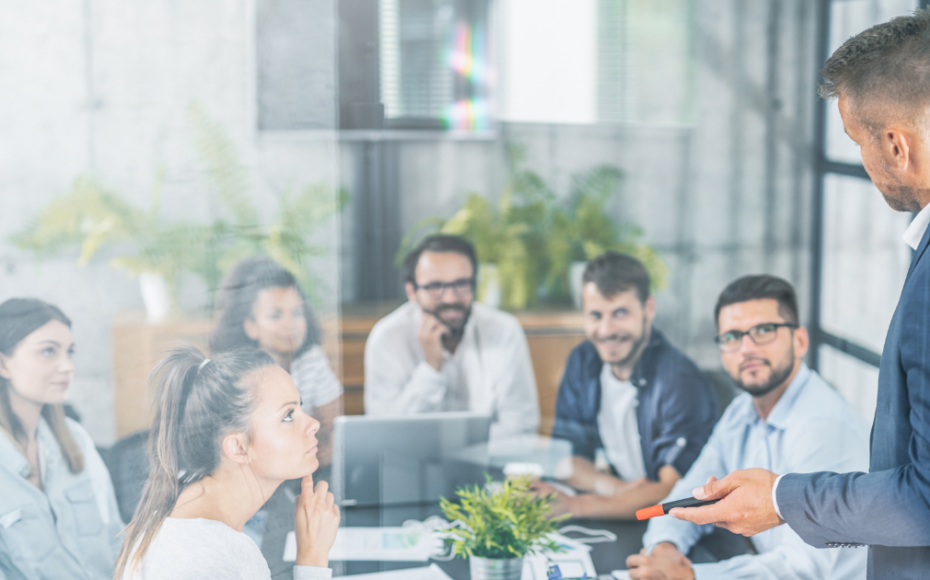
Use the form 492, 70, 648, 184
903, 202, 930, 250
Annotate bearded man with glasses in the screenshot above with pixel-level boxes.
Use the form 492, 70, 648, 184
628, 275, 868, 580
364, 235, 539, 440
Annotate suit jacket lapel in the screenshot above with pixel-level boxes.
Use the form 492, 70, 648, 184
906, 221, 930, 282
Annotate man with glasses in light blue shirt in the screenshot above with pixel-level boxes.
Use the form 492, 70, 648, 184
627, 275, 868, 579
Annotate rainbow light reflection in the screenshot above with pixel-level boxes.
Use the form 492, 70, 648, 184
445, 20, 491, 130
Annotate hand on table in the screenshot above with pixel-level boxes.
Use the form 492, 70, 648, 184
669, 470, 784, 536
294, 474, 341, 568
418, 312, 446, 371
530, 481, 576, 518
626, 543, 694, 580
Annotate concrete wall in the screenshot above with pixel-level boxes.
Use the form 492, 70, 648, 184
0, 0, 341, 445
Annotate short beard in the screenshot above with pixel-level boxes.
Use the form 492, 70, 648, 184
734, 350, 795, 398
599, 317, 650, 370
424, 304, 471, 339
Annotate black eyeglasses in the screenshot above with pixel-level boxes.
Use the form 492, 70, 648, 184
714, 322, 798, 352
413, 278, 475, 299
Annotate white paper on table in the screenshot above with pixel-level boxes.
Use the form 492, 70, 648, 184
522, 538, 596, 580
611, 571, 631, 580
342, 563, 453, 579
283, 527, 441, 562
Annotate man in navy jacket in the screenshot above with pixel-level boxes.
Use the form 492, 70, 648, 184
538, 252, 718, 519
670, 10, 930, 579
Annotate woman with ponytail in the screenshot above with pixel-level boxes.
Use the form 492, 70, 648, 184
0, 298, 123, 579
115, 345, 339, 579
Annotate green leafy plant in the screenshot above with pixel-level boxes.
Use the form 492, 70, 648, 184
11, 102, 347, 307
439, 475, 567, 560
397, 145, 666, 309
546, 166, 668, 297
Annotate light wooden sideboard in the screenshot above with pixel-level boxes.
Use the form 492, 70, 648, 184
112, 304, 586, 438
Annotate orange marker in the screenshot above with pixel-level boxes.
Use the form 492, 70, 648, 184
636, 497, 721, 520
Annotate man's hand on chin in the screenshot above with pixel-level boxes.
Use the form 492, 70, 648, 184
626, 543, 694, 580
669, 469, 784, 536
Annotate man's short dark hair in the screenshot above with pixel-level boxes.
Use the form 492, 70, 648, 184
820, 8, 930, 126
582, 251, 650, 303
714, 275, 799, 328
402, 234, 478, 285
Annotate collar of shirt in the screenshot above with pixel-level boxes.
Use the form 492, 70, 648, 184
903, 202, 930, 250
733, 363, 812, 430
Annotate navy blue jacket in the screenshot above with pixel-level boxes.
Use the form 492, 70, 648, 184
551, 329, 718, 481
778, 224, 930, 579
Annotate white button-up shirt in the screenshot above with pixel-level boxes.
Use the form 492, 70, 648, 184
364, 301, 540, 440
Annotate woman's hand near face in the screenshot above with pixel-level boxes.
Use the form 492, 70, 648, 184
294, 474, 340, 568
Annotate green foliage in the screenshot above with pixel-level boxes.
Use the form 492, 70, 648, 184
397, 145, 667, 309
439, 475, 567, 560
10, 103, 347, 309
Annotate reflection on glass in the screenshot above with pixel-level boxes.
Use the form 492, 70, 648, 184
819, 345, 880, 427
821, 174, 911, 353
379, 0, 493, 130
825, 0, 916, 163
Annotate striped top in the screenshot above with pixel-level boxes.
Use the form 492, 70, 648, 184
290, 345, 343, 409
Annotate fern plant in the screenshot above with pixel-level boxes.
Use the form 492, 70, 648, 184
11, 103, 347, 308
439, 475, 567, 560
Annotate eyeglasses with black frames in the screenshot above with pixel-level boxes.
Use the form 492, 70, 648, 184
413, 278, 475, 299
714, 322, 798, 352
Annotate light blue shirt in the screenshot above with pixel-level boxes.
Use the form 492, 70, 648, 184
643, 365, 869, 580
0, 417, 123, 580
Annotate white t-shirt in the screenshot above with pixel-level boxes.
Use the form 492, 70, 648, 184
291, 345, 344, 411
597, 364, 647, 481
120, 518, 330, 580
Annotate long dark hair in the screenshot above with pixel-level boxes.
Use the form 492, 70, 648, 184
114, 345, 275, 577
210, 256, 321, 355
0, 298, 83, 473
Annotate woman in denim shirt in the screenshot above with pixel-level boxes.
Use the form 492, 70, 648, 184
0, 298, 123, 580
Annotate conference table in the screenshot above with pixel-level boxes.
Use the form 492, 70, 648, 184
259, 476, 748, 580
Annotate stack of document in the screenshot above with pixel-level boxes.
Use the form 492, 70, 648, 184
343, 564, 453, 579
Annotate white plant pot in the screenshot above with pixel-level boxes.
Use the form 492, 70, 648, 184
139, 272, 171, 322
469, 556, 524, 580
569, 261, 587, 309
478, 263, 501, 308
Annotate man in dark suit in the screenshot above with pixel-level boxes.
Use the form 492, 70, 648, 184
667, 10, 930, 580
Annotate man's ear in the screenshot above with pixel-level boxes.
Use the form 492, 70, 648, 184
221, 433, 251, 465
405, 282, 417, 302
793, 325, 810, 359
0, 354, 11, 380
644, 295, 657, 323
882, 125, 913, 172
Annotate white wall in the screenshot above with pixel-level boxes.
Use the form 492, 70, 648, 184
0, 0, 341, 445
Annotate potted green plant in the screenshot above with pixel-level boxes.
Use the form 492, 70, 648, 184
440, 476, 566, 580
10, 103, 347, 317
546, 166, 668, 308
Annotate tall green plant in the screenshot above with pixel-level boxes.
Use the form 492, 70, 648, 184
11, 103, 347, 308
440, 476, 566, 559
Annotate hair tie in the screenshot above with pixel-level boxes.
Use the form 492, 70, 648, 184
198, 358, 211, 372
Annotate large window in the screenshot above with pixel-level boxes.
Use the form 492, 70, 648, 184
811, 0, 924, 425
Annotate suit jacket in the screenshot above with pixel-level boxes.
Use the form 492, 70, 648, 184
777, 222, 930, 579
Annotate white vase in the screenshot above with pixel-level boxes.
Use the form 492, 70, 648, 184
569, 261, 587, 309
469, 556, 524, 580
478, 263, 502, 308
139, 272, 171, 322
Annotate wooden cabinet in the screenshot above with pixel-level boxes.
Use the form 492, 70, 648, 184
112, 305, 586, 438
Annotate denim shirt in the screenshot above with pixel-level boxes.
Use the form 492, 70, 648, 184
0, 418, 123, 580
551, 329, 718, 481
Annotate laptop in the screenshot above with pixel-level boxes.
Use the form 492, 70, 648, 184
332, 412, 492, 507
